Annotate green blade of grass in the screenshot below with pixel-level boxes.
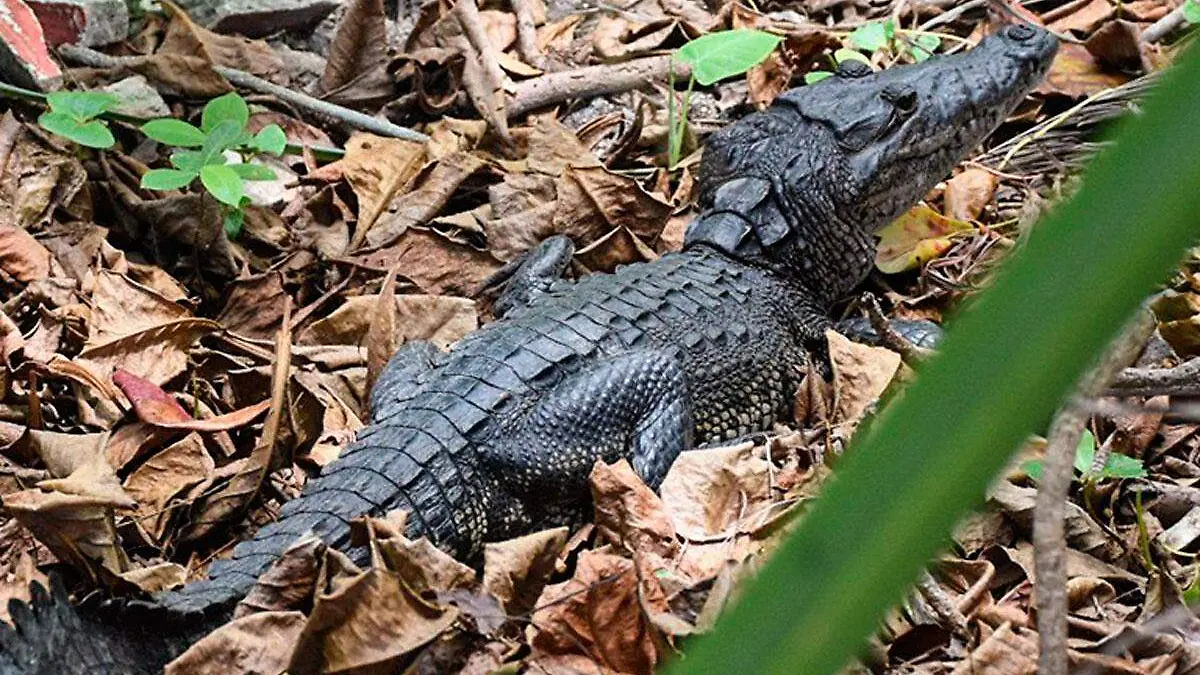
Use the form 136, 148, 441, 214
668, 45, 1200, 675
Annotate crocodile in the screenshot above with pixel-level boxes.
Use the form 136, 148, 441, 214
0, 25, 1056, 674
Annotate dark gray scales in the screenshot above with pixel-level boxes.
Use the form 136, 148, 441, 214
0, 26, 1057, 675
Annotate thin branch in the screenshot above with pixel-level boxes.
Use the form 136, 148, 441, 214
862, 292, 935, 366
511, 0, 542, 68
1141, 4, 1189, 44
1108, 357, 1200, 397
57, 44, 428, 143
508, 55, 691, 119
1033, 308, 1155, 675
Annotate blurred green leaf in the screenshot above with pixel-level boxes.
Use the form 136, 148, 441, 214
676, 29, 784, 86
201, 92, 249, 133
848, 21, 890, 53
141, 168, 196, 191
805, 71, 834, 84
200, 164, 244, 206
223, 207, 245, 239
229, 163, 277, 181
171, 150, 206, 173
834, 47, 872, 65
910, 33, 941, 62
1184, 0, 1200, 24
1073, 429, 1098, 473
667, 45, 1200, 675
46, 91, 120, 121
38, 112, 115, 148
252, 125, 287, 156
142, 119, 206, 147
197, 120, 242, 165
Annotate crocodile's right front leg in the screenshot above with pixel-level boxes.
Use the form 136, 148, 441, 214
480, 235, 575, 318
483, 348, 692, 537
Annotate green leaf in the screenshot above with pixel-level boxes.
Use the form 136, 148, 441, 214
38, 112, 115, 148
141, 119, 206, 147
1184, 0, 1200, 24
1074, 429, 1097, 475
675, 29, 784, 86
1021, 459, 1044, 481
252, 125, 287, 156
170, 150, 206, 173
229, 163, 277, 181
666, 44, 1200, 675
909, 33, 941, 62
196, 120, 243, 166
848, 21, 890, 53
200, 164, 245, 207
223, 208, 245, 239
201, 92, 250, 134
46, 91, 120, 122
804, 71, 834, 84
834, 48, 871, 65
1100, 452, 1148, 479
141, 168, 197, 191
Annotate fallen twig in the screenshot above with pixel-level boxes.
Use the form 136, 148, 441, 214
508, 56, 691, 119
511, 0, 543, 68
1108, 356, 1200, 397
862, 292, 935, 366
455, 0, 513, 142
1141, 4, 1189, 43
57, 44, 429, 144
1033, 308, 1155, 675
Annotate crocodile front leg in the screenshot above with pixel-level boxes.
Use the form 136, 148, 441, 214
481, 235, 575, 318
483, 349, 692, 537
370, 340, 439, 420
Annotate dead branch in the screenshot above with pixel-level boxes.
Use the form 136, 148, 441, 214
1141, 4, 1188, 43
1034, 308, 1155, 675
508, 56, 691, 119
58, 44, 429, 143
511, 0, 542, 68
1108, 357, 1200, 397
455, 0, 513, 142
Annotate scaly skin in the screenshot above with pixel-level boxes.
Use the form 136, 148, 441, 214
0, 26, 1056, 674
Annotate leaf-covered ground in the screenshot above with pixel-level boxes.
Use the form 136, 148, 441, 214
0, 0, 1197, 672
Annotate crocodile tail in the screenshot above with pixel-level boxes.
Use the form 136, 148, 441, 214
0, 577, 179, 675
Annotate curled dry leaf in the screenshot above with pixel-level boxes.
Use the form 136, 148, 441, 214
299, 293, 477, 351
236, 536, 325, 618
827, 329, 902, 429
87, 270, 191, 346
875, 204, 976, 274
75, 317, 221, 387
1036, 42, 1130, 98
530, 550, 667, 675
555, 165, 673, 246
589, 459, 678, 560
119, 562, 188, 593
5, 433, 134, 580
317, 0, 394, 107
217, 272, 288, 340
365, 267, 400, 397
180, 309, 290, 542
158, 0, 285, 82
576, 226, 658, 272
123, 433, 214, 542
482, 526, 569, 615
113, 369, 192, 426
944, 168, 1000, 222
342, 229, 503, 297
333, 134, 428, 242
287, 547, 460, 675
0, 224, 54, 283
165, 611, 307, 675
363, 152, 489, 249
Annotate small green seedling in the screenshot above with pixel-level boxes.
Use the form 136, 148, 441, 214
1184, 0, 1200, 25
806, 20, 942, 83
669, 29, 784, 168
140, 92, 287, 237
38, 91, 120, 149
1023, 429, 1148, 483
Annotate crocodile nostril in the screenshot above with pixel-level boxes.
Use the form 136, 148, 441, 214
1005, 24, 1038, 41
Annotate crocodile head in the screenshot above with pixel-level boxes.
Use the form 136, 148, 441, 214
688, 24, 1057, 299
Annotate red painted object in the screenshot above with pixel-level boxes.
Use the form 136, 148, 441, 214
26, 0, 127, 47
0, 0, 61, 90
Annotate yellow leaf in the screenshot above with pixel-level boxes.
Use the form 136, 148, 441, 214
875, 204, 975, 274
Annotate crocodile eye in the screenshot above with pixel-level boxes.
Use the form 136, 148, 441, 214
882, 85, 918, 115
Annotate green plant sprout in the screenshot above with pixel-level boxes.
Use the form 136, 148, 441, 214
1023, 429, 1147, 483
806, 20, 942, 84
140, 92, 287, 238
669, 29, 783, 168
1184, 0, 1200, 25
37, 91, 120, 148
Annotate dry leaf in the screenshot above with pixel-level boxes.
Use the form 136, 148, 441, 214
827, 330, 902, 428
317, 0, 393, 107
531, 550, 666, 675
875, 204, 976, 273
159, 0, 285, 82
330, 134, 428, 241
1036, 42, 1130, 98
120, 562, 188, 593
659, 442, 772, 541
123, 433, 214, 542
298, 293, 477, 351
166, 611, 307, 675
216, 272, 288, 340
482, 527, 568, 614
944, 168, 999, 222
0, 550, 49, 624
341, 229, 502, 297
75, 317, 221, 386
590, 460, 678, 560
87, 270, 191, 346
237, 536, 325, 617
364, 152, 489, 249
0, 224, 54, 283
555, 166, 673, 245
1047, 0, 1114, 33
